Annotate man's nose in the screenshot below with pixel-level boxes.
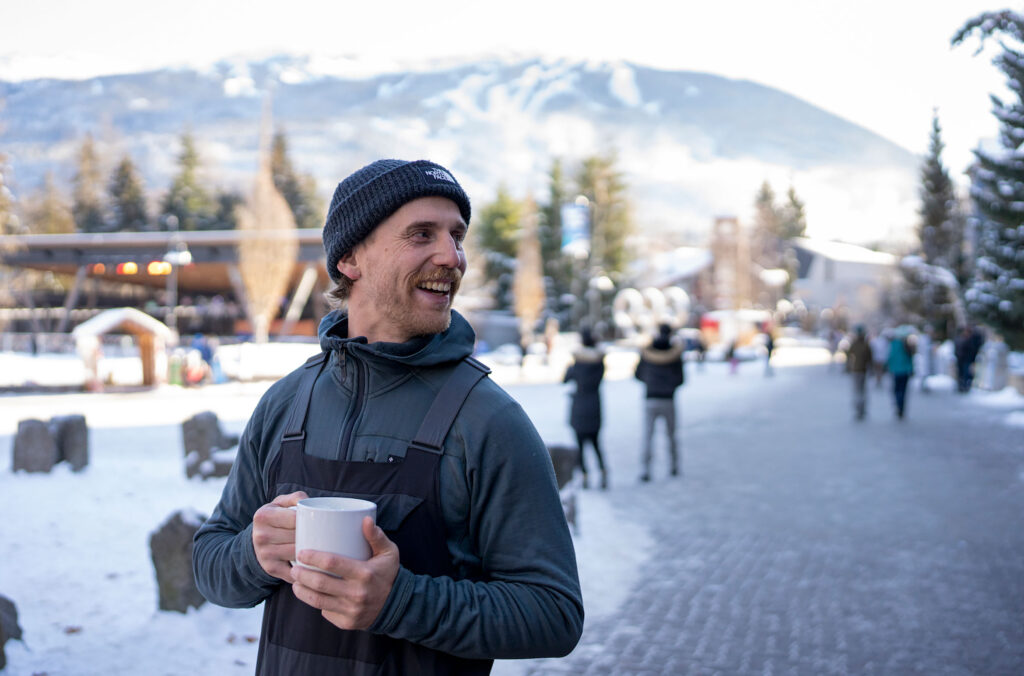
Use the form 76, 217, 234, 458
432, 234, 465, 270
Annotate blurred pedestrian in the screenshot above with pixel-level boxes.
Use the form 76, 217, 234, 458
844, 325, 873, 420
870, 329, 889, 388
763, 325, 775, 376
888, 328, 916, 419
954, 325, 985, 393
635, 323, 685, 482
726, 340, 739, 375
563, 327, 607, 489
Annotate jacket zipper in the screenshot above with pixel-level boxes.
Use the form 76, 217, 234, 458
338, 349, 367, 459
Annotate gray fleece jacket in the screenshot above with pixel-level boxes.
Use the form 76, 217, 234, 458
192, 310, 583, 660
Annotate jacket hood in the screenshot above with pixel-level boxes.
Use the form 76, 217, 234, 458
641, 341, 684, 364
317, 309, 476, 367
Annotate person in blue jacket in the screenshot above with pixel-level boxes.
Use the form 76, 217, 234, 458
887, 328, 916, 419
193, 159, 583, 675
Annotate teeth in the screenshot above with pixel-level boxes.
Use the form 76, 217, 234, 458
419, 281, 451, 293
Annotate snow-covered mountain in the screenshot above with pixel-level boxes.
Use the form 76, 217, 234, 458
0, 55, 920, 246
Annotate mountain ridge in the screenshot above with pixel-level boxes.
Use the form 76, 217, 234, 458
0, 55, 919, 246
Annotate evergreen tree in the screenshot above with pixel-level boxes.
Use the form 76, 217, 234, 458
72, 134, 106, 233
918, 111, 966, 272
537, 158, 573, 307
778, 186, 807, 240
24, 172, 74, 234
751, 180, 782, 268
270, 129, 323, 230
953, 11, 1024, 350
575, 151, 631, 277
213, 190, 243, 230
160, 131, 217, 231
475, 185, 523, 310
108, 155, 150, 231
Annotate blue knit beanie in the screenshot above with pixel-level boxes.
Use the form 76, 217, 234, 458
323, 159, 472, 282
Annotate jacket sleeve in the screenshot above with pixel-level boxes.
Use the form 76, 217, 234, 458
192, 398, 282, 608
368, 398, 584, 659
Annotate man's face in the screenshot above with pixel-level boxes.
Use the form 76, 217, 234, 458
340, 196, 468, 344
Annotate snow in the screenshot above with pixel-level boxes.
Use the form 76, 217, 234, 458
791, 237, 898, 265
0, 339, 1021, 675
608, 64, 642, 107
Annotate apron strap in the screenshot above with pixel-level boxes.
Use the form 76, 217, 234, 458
409, 356, 491, 455
280, 351, 329, 456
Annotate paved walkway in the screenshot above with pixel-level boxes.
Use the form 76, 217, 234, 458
527, 363, 1024, 675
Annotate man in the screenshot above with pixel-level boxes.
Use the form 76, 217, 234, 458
634, 323, 685, 482
844, 325, 873, 420
193, 159, 583, 675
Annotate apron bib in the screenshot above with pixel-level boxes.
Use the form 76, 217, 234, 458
255, 352, 492, 676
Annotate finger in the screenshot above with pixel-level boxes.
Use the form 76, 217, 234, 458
364, 520, 397, 557
271, 491, 308, 508
296, 550, 370, 582
253, 510, 299, 536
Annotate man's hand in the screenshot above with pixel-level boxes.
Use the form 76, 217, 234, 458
290, 517, 400, 630
252, 491, 308, 581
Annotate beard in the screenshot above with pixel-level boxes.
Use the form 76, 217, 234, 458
371, 267, 462, 341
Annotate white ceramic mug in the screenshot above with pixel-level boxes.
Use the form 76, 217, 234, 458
291, 497, 377, 574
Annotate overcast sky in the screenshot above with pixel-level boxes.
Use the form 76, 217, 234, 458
0, 0, 1010, 178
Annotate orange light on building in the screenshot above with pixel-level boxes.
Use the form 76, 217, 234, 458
91, 263, 106, 274
116, 261, 139, 275
146, 260, 172, 276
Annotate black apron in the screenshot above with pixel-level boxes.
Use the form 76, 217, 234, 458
255, 351, 494, 676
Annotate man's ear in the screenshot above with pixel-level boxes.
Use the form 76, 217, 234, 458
337, 251, 361, 282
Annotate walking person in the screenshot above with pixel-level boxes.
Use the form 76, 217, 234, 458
763, 325, 775, 376
954, 325, 985, 393
888, 327, 916, 420
870, 329, 889, 388
563, 327, 607, 489
844, 325, 873, 420
193, 159, 583, 675
635, 323, 685, 482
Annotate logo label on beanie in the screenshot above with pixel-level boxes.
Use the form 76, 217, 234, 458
423, 167, 456, 184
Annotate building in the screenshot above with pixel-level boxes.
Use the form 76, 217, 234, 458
790, 237, 897, 324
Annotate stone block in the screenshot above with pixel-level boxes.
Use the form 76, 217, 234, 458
182, 411, 237, 480
0, 594, 22, 670
149, 509, 208, 613
51, 414, 89, 472
12, 419, 57, 473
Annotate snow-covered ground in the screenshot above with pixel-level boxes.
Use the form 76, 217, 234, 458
0, 340, 1021, 676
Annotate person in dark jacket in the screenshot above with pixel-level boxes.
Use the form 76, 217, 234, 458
193, 159, 583, 675
844, 325, 873, 420
563, 327, 607, 489
954, 325, 985, 393
634, 323, 685, 482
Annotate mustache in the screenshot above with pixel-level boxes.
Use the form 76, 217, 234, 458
416, 268, 463, 288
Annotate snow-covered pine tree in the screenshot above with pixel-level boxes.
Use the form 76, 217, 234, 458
918, 111, 966, 274
953, 10, 1024, 350
899, 111, 965, 340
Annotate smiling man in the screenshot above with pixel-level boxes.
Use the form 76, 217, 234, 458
193, 159, 583, 675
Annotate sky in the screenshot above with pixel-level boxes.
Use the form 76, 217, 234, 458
0, 1, 1012, 180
